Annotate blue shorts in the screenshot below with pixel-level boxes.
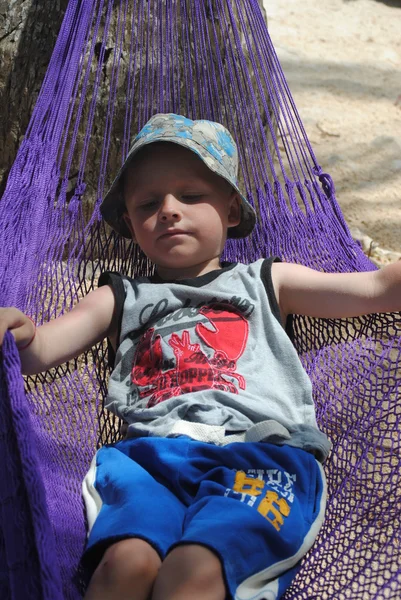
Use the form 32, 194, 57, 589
83, 436, 326, 599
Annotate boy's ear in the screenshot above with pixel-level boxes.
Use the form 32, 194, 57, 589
123, 212, 136, 242
227, 192, 241, 228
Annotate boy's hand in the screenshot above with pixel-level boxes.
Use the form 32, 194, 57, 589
0, 307, 36, 349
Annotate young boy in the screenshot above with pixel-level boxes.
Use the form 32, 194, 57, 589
0, 113, 400, 600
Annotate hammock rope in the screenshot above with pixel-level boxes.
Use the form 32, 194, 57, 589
0, 0, 400, 598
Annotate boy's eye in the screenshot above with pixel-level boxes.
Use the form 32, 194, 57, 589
182, 194, 203, 202
138, 200, 159, 211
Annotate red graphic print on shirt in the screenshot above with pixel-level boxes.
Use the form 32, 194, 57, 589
131, 304, 249, 407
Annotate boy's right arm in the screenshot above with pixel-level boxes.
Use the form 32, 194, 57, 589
0, 285, 117, 376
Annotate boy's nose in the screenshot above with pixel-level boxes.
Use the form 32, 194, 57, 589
159, 194, 182, 222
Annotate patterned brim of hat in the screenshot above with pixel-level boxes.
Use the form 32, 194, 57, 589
100, 113, 256, 239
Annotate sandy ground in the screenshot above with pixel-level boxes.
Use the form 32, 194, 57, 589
265, 0, 401, 264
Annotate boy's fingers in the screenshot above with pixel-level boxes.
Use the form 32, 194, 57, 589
13, 322, 36, 349
0, 308, 35, 348
0, 323, 17, 347
0, 324, 7, 346
10, 324, 28, 344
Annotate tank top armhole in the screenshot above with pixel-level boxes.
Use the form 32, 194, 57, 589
260, 258, 294, 341
98, 271, 127, 367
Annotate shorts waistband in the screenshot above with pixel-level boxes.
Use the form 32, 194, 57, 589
168, 419, 292, 446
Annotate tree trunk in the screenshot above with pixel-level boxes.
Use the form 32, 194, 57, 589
0, 0, 69, 194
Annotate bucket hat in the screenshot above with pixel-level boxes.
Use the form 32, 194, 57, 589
100, 113, 256, 239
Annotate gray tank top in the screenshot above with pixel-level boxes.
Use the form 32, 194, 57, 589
99, 259, 331, 461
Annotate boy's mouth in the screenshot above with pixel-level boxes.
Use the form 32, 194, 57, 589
158, 229, 190, 239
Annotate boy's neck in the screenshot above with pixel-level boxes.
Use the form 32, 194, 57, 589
155, 257, 222, 281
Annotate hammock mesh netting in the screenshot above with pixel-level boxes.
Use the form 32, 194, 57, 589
0, 0, 400, 598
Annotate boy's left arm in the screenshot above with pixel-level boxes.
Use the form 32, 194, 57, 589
272, 261, 401, 322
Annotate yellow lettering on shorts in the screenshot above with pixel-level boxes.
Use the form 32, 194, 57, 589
257, 490, 290, 531
233, 470, 265, 496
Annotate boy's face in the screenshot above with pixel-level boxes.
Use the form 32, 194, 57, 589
123, 143, 241, 277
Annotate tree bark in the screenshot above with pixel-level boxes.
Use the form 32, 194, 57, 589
0, 0, 69, 194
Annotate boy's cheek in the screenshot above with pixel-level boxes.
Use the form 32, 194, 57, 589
122, 213, 137, 242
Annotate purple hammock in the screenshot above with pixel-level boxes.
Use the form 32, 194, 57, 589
0, 0, 400, 598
